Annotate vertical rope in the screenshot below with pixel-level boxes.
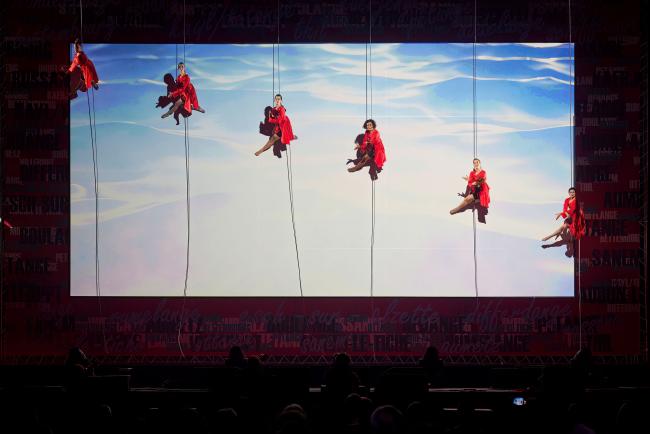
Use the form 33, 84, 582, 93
80, 0, 107, 352
472, 0, 478, 159
365, 44, 368, 120
177, 116, 191, 358
567, 0, 582, 349
183, 0, 186, 63
369, 0, 373, 119
277, 0, 281, 94
177, 0, 190, 358
578, 238, 582, 348
471, 0, 479, 299
368, 0, 378, 363
274, 0, 302, 296
286, 147, 303, 296
86, 87, 106, 352
569, 0, 574, 186
79, 0, 83, 43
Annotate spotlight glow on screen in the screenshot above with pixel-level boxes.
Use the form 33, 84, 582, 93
71, 43, 574, 297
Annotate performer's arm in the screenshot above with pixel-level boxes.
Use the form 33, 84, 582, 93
170, 75, 190, 98
67, 54, 80, 73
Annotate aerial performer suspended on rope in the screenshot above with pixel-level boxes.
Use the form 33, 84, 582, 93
255, 94, 296, 157
66, 39, 99, 100
541, 187, 586, 242
346, 119, 386, 181
160, 62, 206, 121
449, 158, 490, 223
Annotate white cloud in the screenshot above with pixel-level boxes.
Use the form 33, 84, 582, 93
516, 43, 568, 48
136, 54, 160, 60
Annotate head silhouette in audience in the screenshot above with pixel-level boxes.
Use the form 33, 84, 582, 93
371, 405, 403, 434
276, 404, 308, 434
226, 345, 248, 369
325, 352, 360, 400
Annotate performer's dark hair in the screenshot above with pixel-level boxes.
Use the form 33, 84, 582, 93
178, 62, 185, 67
473, 158, 481, 163
568, 186, 576, 192
364, 119, 377, 129
74, 38, 82, 48
275, 94, 283, 100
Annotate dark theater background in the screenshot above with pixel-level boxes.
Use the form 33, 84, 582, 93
1, 0, 648, 433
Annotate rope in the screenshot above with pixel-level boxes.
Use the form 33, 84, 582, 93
79, 0, 107, 352
369, 0, 373, 119
370, 181, 375, 297
567, 0, 582, 349
473, 0, 478, 160
86, 87, 106, 352
567, 9, 574, 184
365, 0, 378, 363
471, 0, 479, 299
365, 44, 368, 120
277, 0, 281, 94
272, 0, 302, 296
177, 117, 191, 358
286, 147, 303, 296
177, 0, 191, 358
79, 0, 83, 42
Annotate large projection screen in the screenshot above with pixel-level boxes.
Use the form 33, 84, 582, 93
71, 43, 574, 297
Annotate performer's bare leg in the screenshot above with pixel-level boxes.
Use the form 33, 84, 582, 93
541, 223, 568, 241
161, 99, 183, 118
450, 194, 475, 215
347, 154, 371, 172
255, 134, 280, 156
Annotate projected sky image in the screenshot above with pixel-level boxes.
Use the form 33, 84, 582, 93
71, 43, 574, 297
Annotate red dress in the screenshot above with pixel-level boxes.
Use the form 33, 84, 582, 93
468, 169, 490, 208
560, 197, 586, 239
361, 129, 386, 170
68, 51, 99, 91
268, 106, 295, 145
170, 74, 200, 114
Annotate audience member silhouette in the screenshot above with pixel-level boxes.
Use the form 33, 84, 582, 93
325, 353, 360, 401
419, 346, 444, 384
225, 345, 248, 369
370, 405, 404, 434
276, 403, 309, 434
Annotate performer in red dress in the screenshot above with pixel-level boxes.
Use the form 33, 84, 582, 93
255, 94, 296, 156
346, 119, 386, 180
541, 187, 586, 241
67, 39, 99, 99
161, 62, 205, 120
449, 158, 490, 218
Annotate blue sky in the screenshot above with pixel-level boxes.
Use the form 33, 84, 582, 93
71, 43, 574, 297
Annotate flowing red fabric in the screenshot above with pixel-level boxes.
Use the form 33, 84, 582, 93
361, 129, 386, 170
68, 51, 99, 90
170, 74, 195, 113
561, 197, 586, 239
268, 106, 295, 145
468, 169, 490, 208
